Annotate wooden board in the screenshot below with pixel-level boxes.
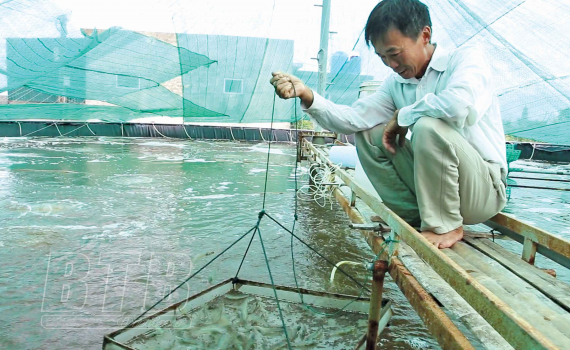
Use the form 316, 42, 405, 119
443, 246, 570, 349
394, 243, 513, 349
489, 213, 570, 259
465, 237, 570, 313
305, 141, 560, 350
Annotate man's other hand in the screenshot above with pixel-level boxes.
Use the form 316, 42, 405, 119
382, 110, 408, 154
270, 72, 314, 107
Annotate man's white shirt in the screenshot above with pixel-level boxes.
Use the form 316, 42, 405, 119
302, 44, 507, 172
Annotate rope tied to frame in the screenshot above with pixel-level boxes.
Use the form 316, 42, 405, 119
152, 123, 175, 139
54, 122, 62, 136
22, 122, 56, 137
259, 127, 266, 142
127, 77, 373, 350
229, 126, 236, 141
85, 123, 97, 136
60, 123, 87, 136
182, 124, 192, 139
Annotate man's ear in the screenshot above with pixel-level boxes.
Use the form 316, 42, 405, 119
421, 26, 432, 44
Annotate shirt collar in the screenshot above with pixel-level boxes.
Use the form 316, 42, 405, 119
393, 43, 449, 84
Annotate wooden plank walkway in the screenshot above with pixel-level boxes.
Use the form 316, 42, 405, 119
304, 140, 570, 350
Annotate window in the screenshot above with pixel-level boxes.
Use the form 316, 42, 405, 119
224, 78, 243, 94
116, 75, 140, 89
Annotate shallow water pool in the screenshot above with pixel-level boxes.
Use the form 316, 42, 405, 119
0, 137, 438, 350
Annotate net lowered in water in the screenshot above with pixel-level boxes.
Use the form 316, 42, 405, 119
125, 290, 369, 350
1, 0, 569, 140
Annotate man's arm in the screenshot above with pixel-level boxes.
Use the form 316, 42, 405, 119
298, 86, 314, 109
271, 72, 395, 135
398, 46, 494, 129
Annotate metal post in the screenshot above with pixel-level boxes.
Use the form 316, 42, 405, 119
317, 0, 331, 101
366, 260, 389, 350
312, 0, 331, 136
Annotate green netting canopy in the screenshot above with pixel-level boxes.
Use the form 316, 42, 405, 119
1, 0, 569, 142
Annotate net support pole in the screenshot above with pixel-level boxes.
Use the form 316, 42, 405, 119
313, 0, 331, 137
366, 260, 389, 350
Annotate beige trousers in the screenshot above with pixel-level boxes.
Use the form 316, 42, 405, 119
355, 117, 507, 234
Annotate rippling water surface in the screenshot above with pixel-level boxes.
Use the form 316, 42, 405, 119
0, 137, 438, 350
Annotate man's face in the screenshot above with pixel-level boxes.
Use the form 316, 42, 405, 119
373, 26, 432, 80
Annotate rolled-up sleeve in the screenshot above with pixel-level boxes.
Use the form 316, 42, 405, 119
398, 47, 493, 129
302, 79, 396, 134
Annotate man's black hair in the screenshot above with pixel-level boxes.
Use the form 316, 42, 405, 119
364, 0, 432, 46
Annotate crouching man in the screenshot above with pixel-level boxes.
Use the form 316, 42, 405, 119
270, 0, 507, 248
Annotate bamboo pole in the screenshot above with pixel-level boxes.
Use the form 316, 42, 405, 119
366, 260, 389, 350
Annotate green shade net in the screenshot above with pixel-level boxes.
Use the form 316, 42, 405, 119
178, 34, 296, 123
1, 0, 569, 139
0, 103, 158, 122
0, 7, 229, 122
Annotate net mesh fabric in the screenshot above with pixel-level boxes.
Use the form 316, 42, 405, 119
0, 0, 569, 142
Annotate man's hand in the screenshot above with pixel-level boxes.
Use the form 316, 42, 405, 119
270, 72, 314, 107
382, 109, 408, 154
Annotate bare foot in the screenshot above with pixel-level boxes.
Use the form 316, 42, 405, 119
421, 227, 464, 249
